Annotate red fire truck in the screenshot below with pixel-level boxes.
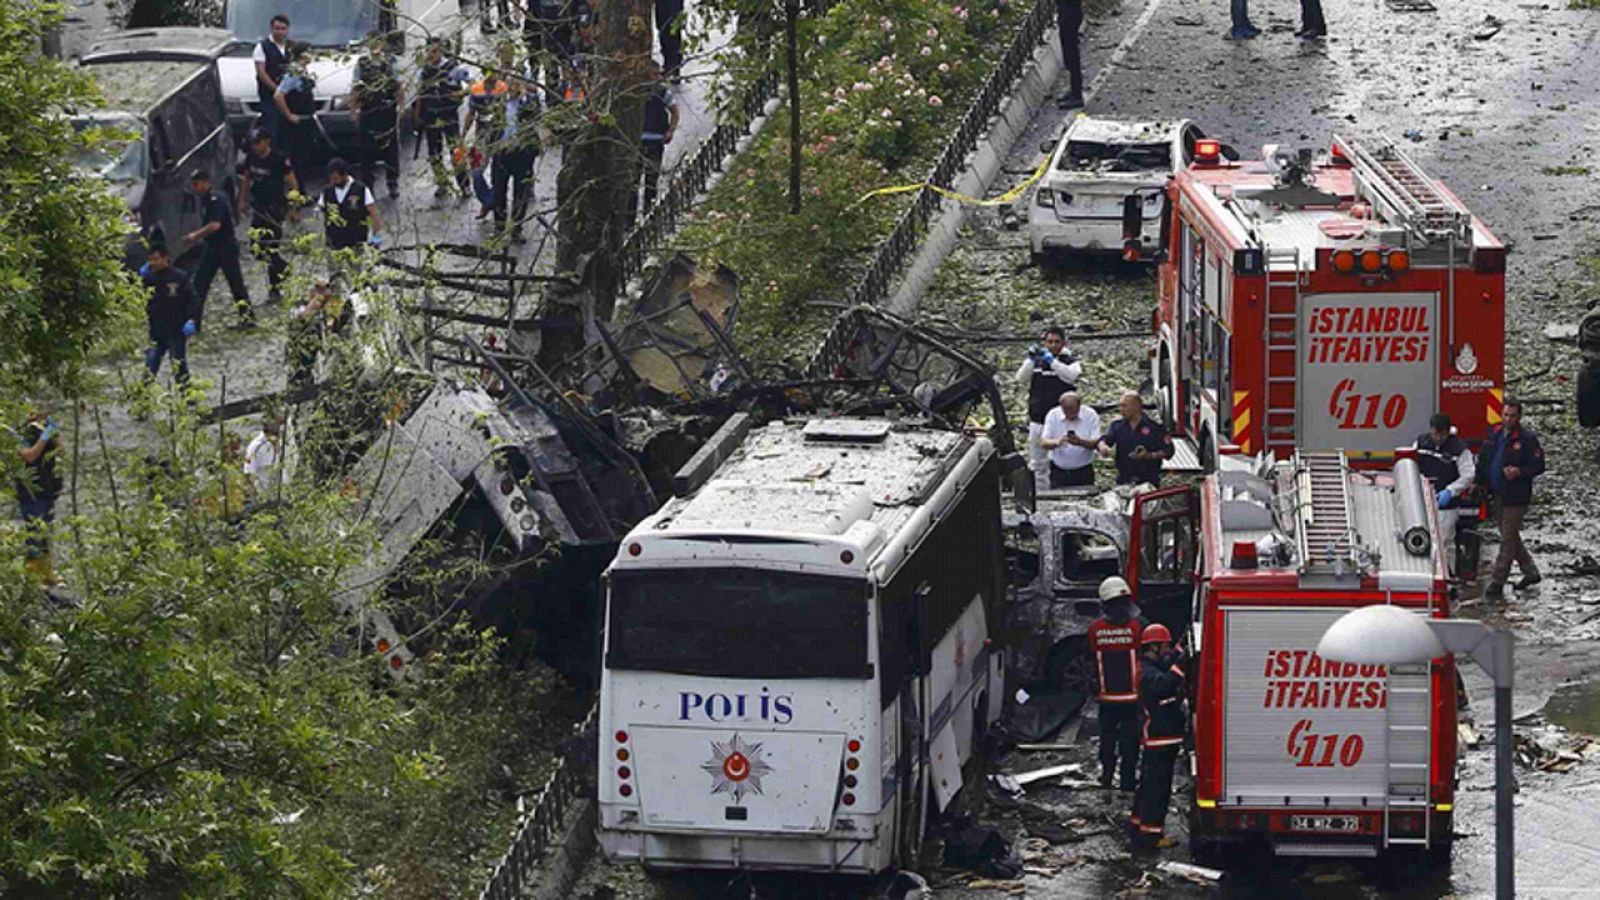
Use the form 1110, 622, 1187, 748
1186, 451, 1456, 861
1151, 134, 1507, 466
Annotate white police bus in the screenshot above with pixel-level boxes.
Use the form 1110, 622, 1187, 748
597, 416, 1006, 872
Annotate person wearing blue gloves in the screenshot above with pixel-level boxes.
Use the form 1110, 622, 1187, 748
1014, 325, 1083, 487
1414, 413, 1476, 575
141, 244, 201, 386
15, 405, 62, 585
317, 158, 384, 252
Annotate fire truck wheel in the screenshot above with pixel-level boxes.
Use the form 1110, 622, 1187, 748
1578, 364, 1600, 428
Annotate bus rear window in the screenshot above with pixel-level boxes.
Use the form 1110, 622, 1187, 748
606, 568, 870, 679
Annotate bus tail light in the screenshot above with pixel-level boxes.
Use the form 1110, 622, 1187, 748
847, 739, 861, 753
615, 730, 629, 744
619, 783, 633, 797
842, 793, 856, 806
627, 542, 642, 557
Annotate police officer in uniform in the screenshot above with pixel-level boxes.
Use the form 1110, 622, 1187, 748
252, 14, 291, 138
318, 157, 384, 251
465, 71, 540, 241
1099, 392, 1172, 487
238, 128, 299, 303
272, 44, 319, 177
141, 244, 201, 384
351, 34, 402, 198
1414, 413, 1476, 573
1088, 576, 1145, 791
1014, 326, 1083, 487
15, 406, 62, 585
185, 169, 253, 328
415, 39, 470, 198
641, 63, 679, 213
1130, 623, 1184, 848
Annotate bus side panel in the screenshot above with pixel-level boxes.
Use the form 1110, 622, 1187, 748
875, 456, 1004, 812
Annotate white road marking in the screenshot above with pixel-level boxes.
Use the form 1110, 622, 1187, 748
1084, 0, 1169, 102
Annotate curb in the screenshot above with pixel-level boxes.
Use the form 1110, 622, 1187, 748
887, 32, 1064, 314
528, 799, 597, 900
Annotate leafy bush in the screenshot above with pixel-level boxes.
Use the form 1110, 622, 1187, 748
675, 0, 1021, 363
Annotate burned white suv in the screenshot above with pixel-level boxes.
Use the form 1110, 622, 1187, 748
1029, 116, 1207, 263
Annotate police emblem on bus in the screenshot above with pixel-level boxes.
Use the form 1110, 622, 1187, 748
702, 733, 774, 803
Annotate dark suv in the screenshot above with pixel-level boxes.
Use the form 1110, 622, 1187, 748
73, 28, 243, 268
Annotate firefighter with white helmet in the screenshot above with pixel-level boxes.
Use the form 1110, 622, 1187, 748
1088, 576, 1146, 791
1130, 622, 1185, 848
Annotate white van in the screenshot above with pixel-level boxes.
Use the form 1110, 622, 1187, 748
216, 0, 462, 147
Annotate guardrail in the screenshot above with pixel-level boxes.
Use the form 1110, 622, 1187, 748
614, 66, 781, 294
478, 702, 597, 900
842, 0, 1054, 309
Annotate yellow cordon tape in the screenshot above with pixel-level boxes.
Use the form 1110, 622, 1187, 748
856, 153, 1051, 207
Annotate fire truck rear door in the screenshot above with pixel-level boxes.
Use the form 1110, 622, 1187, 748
1299, 292, 1437, 453
1221, 607, 1398, 806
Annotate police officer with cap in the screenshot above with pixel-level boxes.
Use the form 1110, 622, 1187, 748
1414, 412, 1476, 572
1088, 576, 1145, 791
185, 169, 253, 329
1130, 622, 1184, 848
1014, 325, 1083, 486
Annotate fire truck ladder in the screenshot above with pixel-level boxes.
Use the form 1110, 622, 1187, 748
1384, 657, 1434, 848
1335, 135, 1471, 248
1263, 248, 1302, 454
1292, 450, 1359, 574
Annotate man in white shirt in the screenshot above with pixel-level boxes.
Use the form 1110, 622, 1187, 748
1014, 326, 1084, 484
1039, 391, 1100, 488
244, 418, 283, 499
252, 14, 291, 138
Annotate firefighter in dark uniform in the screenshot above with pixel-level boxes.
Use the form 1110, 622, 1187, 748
1089, 576, 1145, 792
1099, 392, 1172, 487
1414, 412, 1477, 574
184, 169, 253, 329
1130, 623, 1184, 848
272, 44, 319, 177
318, 157, 384, 251
351, 34, 402, 198
238, 128, 299, 304
415, 40, 470, 198
1014, 325, 1083, 485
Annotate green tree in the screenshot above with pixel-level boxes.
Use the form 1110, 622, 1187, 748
0, 1, 143, 409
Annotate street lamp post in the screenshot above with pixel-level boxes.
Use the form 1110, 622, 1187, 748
1317, 605, 1514, 900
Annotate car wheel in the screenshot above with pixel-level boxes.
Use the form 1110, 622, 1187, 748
1043, 636, 1095, 698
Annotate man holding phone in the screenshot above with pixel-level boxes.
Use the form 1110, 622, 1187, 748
1039, 391, 1100, 488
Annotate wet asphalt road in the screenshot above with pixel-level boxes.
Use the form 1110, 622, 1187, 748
576, 0, 1600, 897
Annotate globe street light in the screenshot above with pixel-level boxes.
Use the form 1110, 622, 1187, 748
1318, 604, 1514, 900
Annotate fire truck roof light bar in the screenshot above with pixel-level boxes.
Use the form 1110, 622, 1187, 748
1332, 134, 1472, 249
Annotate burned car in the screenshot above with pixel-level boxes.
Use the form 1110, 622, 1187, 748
1002, 483, 1198, 698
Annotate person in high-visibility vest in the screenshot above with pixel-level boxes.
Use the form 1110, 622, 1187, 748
1129, 623, 1184, 848
1087, 576, 1144, 791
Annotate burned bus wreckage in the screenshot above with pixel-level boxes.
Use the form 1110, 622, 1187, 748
260, 248, 1033, 684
